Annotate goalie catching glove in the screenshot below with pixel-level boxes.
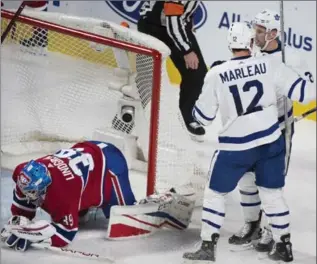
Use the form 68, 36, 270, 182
1, 216, 55, 252
107, 189, 195, 239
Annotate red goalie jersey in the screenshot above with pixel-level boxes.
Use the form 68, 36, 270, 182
11, 141, 136, 247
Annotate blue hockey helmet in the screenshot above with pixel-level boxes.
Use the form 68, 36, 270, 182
17, 160, 52, 202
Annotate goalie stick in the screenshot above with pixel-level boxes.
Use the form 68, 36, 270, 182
0, 240, 115, 263
1, 1, 26, 43
31, 243, 115, 263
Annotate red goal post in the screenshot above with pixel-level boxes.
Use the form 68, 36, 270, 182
1, 9, 209, 201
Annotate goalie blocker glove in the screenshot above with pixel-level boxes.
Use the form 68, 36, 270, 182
2, 216, 56, 252
1, 216, 32, 251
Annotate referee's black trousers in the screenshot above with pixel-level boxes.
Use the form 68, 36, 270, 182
138, 18, 208, 126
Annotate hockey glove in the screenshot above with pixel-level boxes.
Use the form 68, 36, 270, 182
3, 231, 32, 251
2, 216, 56, 251
1, 216, 32, 251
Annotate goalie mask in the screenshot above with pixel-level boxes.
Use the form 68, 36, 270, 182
252, 9, 281, 50
17, 160, 52, 204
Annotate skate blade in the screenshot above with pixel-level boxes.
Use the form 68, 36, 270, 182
229, 242, 254, 252
257, 252, 300, 263
183, 259, 214, 264
189, 134, 205, 143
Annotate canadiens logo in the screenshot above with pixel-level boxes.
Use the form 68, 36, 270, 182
105, 1, 208, 30
18, 173, 31, 189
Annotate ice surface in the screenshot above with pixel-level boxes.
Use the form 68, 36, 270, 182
1, 120, 316, 264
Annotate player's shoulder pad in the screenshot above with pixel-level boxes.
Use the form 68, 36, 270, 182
210, 60, 226, 69
284, 46, 308, 68
207, 60, 229, 76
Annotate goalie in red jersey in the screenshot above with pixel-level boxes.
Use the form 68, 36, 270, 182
1, 141, 195, 251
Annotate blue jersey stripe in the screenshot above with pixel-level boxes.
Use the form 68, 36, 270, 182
288, 77, 303, 99
219, 122, 279, 144
299, 80, 307, 103
194, 105, 215, 121
51, 223, 77, 242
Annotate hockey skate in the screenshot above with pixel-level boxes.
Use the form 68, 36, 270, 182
186, 121, 205, 142
254, 226, 274, 252
268, 234, 293, 262
183, 234, 219, 263
228, 218, 262, 245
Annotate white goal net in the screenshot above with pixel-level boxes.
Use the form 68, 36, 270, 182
1, 9, 214, 200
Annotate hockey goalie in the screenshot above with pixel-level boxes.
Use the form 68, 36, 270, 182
0, 141, 195, 251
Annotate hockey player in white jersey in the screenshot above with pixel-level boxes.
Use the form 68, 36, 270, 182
228, 9, 315, 253
182, 22, 315, 263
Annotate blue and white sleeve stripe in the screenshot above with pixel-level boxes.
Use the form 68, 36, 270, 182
288, 77, 307, 103
192, 105, 215, 126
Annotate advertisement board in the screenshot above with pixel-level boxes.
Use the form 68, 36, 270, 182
2, 1, 316, 120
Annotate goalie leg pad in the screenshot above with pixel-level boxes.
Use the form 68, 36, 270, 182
106, 203, 166, 240
106, 192, 195, 239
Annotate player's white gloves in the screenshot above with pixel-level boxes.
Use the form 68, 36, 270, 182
1, 216, 55, 252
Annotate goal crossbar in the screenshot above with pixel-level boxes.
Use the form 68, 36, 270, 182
1, 9, 162, 196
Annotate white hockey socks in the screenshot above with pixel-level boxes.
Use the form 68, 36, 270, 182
238, 172, 261, 222
258, 187, 291, 242
201, 188, 226, 241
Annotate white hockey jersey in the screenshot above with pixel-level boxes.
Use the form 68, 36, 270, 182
253, 42, 314, 130
193, 55, 315, 151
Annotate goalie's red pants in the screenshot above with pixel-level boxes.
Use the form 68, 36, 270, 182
87, 141, 137, 218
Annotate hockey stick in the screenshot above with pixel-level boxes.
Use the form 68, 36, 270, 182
294, 106, 317, 122
32, 243, 115, 263
1, 1, 26, 43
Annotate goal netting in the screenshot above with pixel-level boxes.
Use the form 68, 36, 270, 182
1, 9, 212, 200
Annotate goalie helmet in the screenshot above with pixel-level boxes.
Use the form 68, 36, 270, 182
227, 22, 254, 52
17, 160, 52, 203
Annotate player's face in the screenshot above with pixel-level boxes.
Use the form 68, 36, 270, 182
254, 25, 267, 48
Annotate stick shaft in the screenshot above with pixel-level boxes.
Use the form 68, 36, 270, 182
294, 107, 317, 122
1, 2, 26, 43
32, 243, 115, 263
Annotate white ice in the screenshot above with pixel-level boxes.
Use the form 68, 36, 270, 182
1, 119, 316, 264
